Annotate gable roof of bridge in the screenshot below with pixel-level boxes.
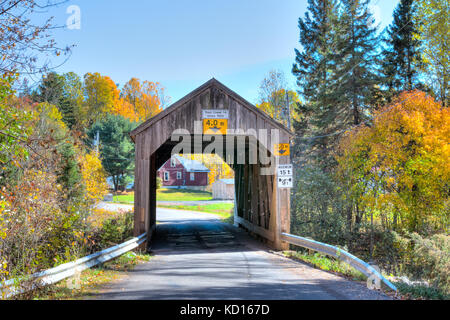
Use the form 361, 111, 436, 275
130, 78, 293, 141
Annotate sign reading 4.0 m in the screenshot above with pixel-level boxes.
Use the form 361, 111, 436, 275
203, 109, 229, 135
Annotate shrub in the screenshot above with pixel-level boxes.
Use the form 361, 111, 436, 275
291, 165, 347, 245
408, 233, 450, 294
87, 209, 134, 250
0, 169, 85, 281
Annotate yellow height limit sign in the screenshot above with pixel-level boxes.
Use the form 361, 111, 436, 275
203, 119, 228, 135
274, 143, 290, 156
202, 109, 229, 135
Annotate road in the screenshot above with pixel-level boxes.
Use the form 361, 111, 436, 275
92, 208, 390, 300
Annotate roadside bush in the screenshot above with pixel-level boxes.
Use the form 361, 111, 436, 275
0, 169, 85, 280
407, 233, 449, 294
87, 209, 134, 250
351, 230, 450, 295
291, 165, 347, 245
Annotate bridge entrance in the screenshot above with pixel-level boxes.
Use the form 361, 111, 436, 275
130, 79, 293, 250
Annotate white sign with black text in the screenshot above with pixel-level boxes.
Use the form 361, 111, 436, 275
278, 176, 293, 189
277, 164, 293, 177
277, 164, 293, 189
202, 109, 229, 119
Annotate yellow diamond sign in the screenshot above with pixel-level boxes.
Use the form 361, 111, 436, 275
274, 143, 290, 156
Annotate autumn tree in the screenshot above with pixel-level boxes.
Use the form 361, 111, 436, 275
256, 70, 300, 128
337, 91, 450, 233
83, 73, 122, 125
0, 77, 33, 187
120, 78, 164, 122
31, 103, 83, 204
79, 150, 109, 206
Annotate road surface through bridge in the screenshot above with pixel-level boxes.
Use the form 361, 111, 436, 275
92, 208, 390, 300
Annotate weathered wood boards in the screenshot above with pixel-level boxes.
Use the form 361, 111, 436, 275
131, 78, 292, 250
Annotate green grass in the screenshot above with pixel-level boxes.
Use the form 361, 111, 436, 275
158, 203, 234, 223
113, 188, 214, 204
29, 251, 152, 300
393, 282, 449, 300
283, 250, 366, 282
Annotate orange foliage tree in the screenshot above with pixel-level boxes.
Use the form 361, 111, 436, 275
337, 91, 449, 233
120, 78, 164, 122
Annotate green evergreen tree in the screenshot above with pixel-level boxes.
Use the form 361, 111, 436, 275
33, 72, 84, 129
33, 72, 64, 105
381, 0, 423, 99
60, 72, 84, 130
88, 114, 136, 192
333, 0, 380, 126
57, 141, 83, 202
292, 0, 339, 168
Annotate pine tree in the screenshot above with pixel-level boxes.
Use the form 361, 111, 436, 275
292, 0, 339, 168
33, 72, 83, 129
381, 0, 422, 99
33, 72, 64, 105
333, 0, 380, 126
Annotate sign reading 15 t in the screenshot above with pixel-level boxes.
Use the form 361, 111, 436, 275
277, 164, 293, 189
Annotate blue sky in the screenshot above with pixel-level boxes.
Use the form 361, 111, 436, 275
48, 0, 399, 105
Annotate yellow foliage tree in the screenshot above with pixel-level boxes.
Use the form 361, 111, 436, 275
337, 91, 450, 232
256, 89, 301, 127
83, 73, 122, 124
79, 151, 109, 206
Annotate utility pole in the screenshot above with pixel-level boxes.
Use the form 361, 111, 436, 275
94, 131, 100, 154
285, 91, 291, 130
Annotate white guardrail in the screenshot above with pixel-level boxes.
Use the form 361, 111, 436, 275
280, 233, 397, 292
0, 233, 147, 299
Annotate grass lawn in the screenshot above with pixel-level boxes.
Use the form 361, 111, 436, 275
158, 203, 234, 224
113, 188, 213, 204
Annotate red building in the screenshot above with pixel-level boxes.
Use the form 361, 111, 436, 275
158, 155, 210, 189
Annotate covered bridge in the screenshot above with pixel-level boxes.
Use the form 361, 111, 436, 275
130, 79, 293, 250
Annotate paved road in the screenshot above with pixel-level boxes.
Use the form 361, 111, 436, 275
92, 208, 389, 300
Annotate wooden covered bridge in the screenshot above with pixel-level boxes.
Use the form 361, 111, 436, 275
130, 79, 293, 250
